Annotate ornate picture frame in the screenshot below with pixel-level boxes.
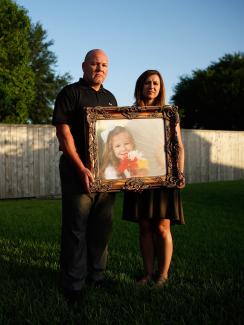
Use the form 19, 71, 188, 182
85, 105, 181, 192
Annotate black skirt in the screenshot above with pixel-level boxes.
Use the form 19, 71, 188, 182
122, 188, 185, 225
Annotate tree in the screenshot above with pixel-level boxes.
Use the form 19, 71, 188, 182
0, 0, 71, 124
172, 53, 244, 130
0, 0, 35, 123
28, 22, 71, 124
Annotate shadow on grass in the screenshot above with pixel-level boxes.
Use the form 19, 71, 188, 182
0, 182, 243, 324
0, 242, 243, 324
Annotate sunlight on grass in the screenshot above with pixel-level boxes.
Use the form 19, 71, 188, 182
1, 238, 59, 270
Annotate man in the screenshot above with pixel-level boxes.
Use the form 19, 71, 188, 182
52, 49, 117, 302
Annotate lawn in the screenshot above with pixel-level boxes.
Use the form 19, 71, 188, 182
0, 181, 243, 324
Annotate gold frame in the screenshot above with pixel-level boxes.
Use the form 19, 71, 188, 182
85, 105, 181, 192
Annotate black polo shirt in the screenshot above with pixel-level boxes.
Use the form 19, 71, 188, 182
52, 78, 117, 163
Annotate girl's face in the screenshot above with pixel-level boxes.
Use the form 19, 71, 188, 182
142, 74, 161, 104
112, 132, 133, 160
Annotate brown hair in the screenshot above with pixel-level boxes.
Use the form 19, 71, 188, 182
134, 70, 166, 106
100, 126, 136, 178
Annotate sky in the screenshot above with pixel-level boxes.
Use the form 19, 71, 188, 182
16, 0, 244, 105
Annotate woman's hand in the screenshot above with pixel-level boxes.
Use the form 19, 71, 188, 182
177, 172, 185, 189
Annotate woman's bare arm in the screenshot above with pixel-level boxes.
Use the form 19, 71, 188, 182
175, 123, 185, 188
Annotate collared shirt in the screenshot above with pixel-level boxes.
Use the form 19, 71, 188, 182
52, 78, 117, 163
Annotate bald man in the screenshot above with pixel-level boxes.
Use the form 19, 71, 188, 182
52, 49, 117, 302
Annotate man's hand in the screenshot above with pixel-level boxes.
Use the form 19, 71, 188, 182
79, 167, 94, 193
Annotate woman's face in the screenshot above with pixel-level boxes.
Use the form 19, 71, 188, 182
142, 74, 161, 103
112, 132, 134, 160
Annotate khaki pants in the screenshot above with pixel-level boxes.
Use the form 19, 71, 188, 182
59, 155, 115, 291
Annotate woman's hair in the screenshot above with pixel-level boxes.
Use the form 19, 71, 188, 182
134, 70, 166, 106
101, 126, 135, 177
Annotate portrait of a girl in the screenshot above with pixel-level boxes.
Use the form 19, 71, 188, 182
100, 126, 148, 179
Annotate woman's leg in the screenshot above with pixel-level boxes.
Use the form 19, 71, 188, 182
138, 218, 154, 281
154, 219, 173, 280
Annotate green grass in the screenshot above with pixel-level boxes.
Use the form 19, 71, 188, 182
0, 181, 243, 324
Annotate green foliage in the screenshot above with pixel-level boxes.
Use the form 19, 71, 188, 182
0, 0, 71, 124
172, 53, 244, 130
0, 0, 35, 123
0, 181, 243, 324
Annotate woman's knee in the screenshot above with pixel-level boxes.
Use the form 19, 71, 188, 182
155, 220, 171, 238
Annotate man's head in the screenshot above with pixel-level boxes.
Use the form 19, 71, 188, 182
82, 49, 109, 91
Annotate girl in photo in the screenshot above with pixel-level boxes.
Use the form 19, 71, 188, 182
101, 126, 148, 179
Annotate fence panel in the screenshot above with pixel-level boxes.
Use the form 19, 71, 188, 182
0, 125, 61, 198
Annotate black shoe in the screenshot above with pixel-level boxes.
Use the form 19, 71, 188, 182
86, 277, 105, 287
92, 278, 106, 288
62, 289, 82, 304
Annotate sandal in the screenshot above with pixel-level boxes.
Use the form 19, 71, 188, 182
154, 274, 168, 288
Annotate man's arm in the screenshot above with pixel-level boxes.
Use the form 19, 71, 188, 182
56, 124, 94, 193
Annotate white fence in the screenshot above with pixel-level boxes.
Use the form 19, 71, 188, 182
182, 129, 244, 183
0, 124, 61, 199
0, 124, 243, 199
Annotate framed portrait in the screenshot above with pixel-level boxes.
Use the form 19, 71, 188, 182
85, 105, 181, 192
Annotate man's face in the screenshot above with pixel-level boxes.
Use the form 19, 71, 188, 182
82, 50, 108, 89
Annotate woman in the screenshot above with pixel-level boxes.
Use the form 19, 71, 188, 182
123, 70, 185, 286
